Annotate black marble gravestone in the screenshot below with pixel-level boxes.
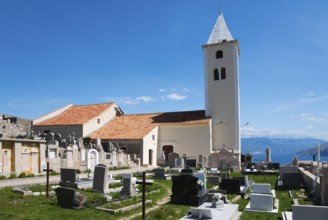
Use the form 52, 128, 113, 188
281, 173, 303, 189
171, 174, 208, 206
55, 187, 76, 208
186, 159, 197, 168
268, 163, 280, 170
233, 176, 246, 186
220, 179, 241, 194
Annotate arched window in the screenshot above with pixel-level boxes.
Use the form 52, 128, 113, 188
221, 67, 226, 80
214, 69, 219, 81
216, 50, 223, 59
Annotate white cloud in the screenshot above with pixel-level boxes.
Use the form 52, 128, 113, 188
159, 89, 166, 92
182, 88, 190, 92
271, 95, 328, 112
241, 126, 306, 138
306, 91, 315, 96
136, 96, 156, 103
166, 93, 187, 101
291, 113, 328, 122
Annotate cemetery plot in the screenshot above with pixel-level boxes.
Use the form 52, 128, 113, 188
96, 196, 152, 214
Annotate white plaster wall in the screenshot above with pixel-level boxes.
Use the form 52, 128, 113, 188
158, 124, 211, 159
83, 103, 119, 137
203, 41, 240, 151
142, 126, 158, 166
14, 142, 22, 175
33, 104, 73, 125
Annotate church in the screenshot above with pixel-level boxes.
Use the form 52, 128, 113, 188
32, 11, 241, 169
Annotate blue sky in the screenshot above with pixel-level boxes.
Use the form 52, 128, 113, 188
1, 1, 328, 140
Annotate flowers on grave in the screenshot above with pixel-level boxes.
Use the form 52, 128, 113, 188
75, 169, 81, 174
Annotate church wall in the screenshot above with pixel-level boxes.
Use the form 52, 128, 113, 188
83, 103, 119, 137
158, 124, 211, 159
143, 126, 158, 166
104, 139, 143, 163
32, 125, 83, 140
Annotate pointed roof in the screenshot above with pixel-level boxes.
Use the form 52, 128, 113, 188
207, 10, 233, 44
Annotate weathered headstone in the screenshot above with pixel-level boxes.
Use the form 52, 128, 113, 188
120, 175, 136, 197
193, 172, 207, 189
168, 152, 179, 168
153, 168, 170, 179
252, 184, 271, 194
92, 164, 108, 192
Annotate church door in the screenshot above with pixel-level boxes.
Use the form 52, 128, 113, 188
162, 145, 173, 162
148, 149, 153, 166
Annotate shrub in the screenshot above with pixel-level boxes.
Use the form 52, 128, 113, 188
18, 172, 27, 178
26, 173, 35, 178
50, 171, 60, 176
0, 175, 6, 180
9, 172, 17, 179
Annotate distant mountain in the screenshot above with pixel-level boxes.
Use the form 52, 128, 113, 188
297, 142, 328, 156
241, 137, 326, 154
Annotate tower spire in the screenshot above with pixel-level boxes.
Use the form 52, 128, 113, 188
207, 10, 233, 44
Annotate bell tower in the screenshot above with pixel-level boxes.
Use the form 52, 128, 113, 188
202, 11, 240, 152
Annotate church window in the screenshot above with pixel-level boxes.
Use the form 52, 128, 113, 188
152, 135, 155, 140
97, 119, 101, 124
216, 50, 223, 59
214, 69, 219, 81
221, 67, 226, 80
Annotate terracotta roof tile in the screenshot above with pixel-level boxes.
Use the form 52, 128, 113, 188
90, 110, 209, 140
35, 103, 114, 126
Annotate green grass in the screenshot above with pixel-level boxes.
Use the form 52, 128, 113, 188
0, 172, 314, 220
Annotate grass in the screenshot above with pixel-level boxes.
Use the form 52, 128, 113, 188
0, 172, 314, 220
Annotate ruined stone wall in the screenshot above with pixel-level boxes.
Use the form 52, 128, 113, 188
0, 114, 32, 138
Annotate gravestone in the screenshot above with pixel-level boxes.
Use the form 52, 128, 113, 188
219, 173, 228, 179
250, 193, 273, 211
252, 184, 271, 194
171, 174, 208, 206
281, 173, 303, 189
153, 168, 170, 179
92, 164, 109, 192
207, 176, 220, 185
175, 157, 185, 168
168, 152, 179, 168
187, 159, 197, 168
268, 163, 280, 170
280, 166, 298, 174
60, 168, 78, 188
55, 187, 76, 208
120, 175, 136, 196
193, 173, 207, 189
220, 179, 241, 194
233, 176, 246, 186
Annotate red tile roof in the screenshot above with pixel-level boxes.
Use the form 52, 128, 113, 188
35, 103, 114, 126
90, 110, 209, 140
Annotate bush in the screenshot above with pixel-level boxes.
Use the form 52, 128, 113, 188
50, 171, 60, 176
9, 172, 17, 179
26, 173, 35, 178
0, 175, 6, 180
18, 172, 27, 178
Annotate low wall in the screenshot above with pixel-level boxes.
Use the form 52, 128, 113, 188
299, 167, 320, 197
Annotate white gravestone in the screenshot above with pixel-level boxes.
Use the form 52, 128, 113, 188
252, 184, 271, 194
250, 193, 273, 211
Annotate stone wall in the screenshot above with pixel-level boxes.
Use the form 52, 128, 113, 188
299, 167, 321, 198
32, 125, 83, 141
0, 114, 32, 138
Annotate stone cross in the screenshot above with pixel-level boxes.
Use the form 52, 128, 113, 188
136, 172, 153, 220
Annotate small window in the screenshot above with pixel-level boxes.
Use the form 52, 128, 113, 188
221, 67, 226, 80
97, 119, 101, 124
152, 135, 155, 140
216, 50, 223, 59
214, 69, 219, 81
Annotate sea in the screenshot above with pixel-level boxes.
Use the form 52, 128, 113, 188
251, 153, 328, 166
